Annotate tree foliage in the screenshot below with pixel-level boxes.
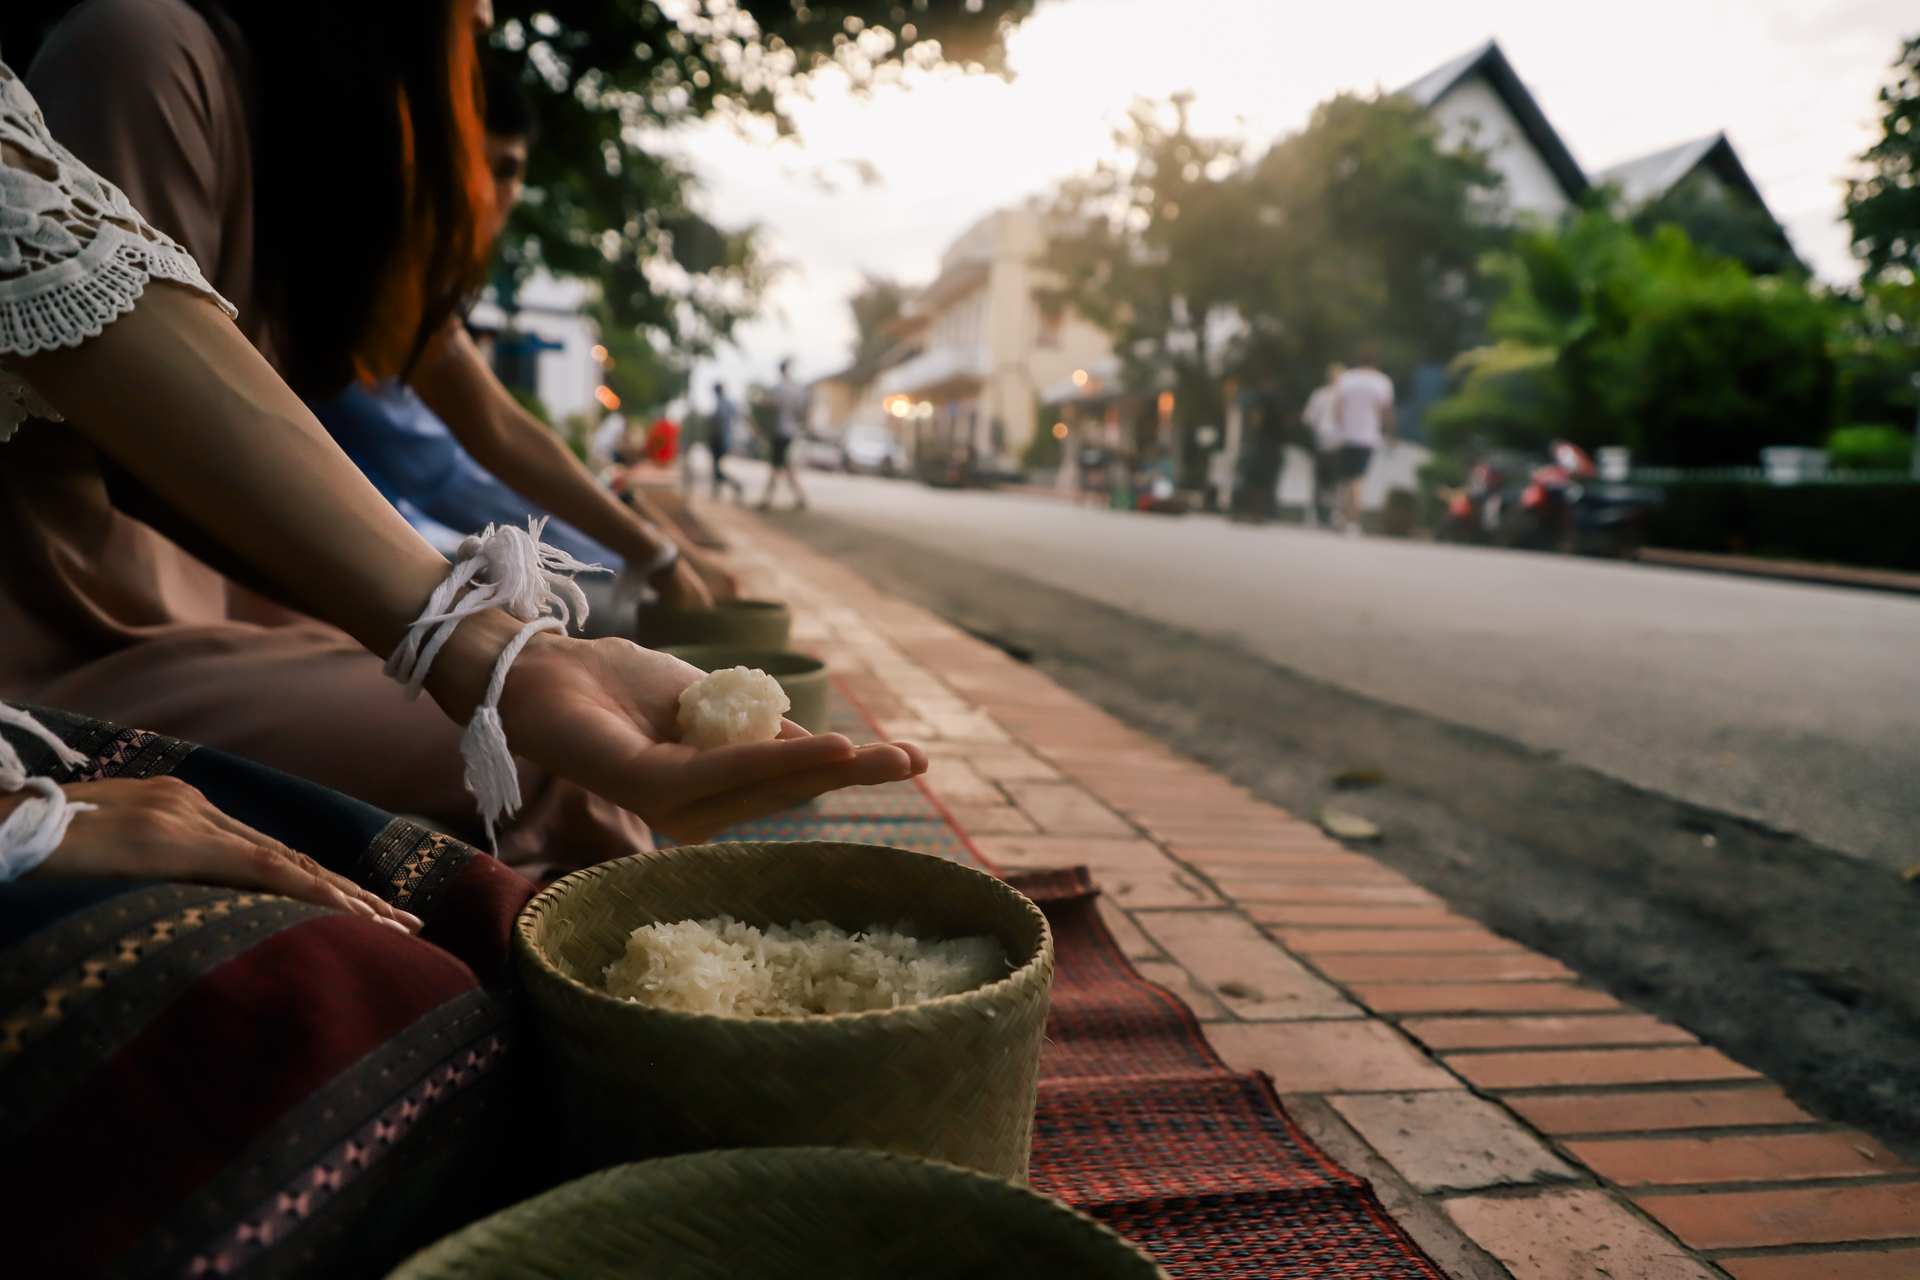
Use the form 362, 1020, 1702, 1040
1846, 34, 1920, 284
1047, 91, 1505, 496
489, 0, 1033, 366
1428, 210, 1837, 467
1631, 170, 1801, 277
844, 273, 907, 386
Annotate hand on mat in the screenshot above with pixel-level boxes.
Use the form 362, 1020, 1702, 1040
501, 632, 927, 844
684, 546, 740, 601
16, 777, 422, 933
651, 557, 715, 611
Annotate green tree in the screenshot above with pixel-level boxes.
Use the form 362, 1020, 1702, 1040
1631, 170, 1802, 277
1048, 92, 1505, 505
845, 274, 907, 387
491, 0, 1035, 368
1045, 94, 1248, 489
1428, 209, 1837, 466
1846, 35, 1920, 284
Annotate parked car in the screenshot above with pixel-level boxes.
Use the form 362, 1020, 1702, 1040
841, 424, 907, 476
792, 435, 846, 472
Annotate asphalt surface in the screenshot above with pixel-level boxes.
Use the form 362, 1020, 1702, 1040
766, 470, 1920, 871
748, 473, 1920, 1155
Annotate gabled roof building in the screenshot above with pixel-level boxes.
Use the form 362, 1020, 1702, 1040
1596, 131, 1768, 209
1398, 40, 1788, 263
1398, 40, 1588, 219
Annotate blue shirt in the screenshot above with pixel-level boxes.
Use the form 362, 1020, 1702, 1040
310, 380, 622, 573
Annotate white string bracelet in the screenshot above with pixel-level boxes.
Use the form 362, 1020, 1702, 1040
0, 705, 98, 881
634, 536, 680, 580
385, 518, 603, 848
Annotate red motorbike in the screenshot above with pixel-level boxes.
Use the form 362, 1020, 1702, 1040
1443, 441, 1659, 557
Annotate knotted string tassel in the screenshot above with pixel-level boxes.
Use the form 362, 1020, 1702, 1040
0, 706, 97, 880
386, 519, 602, 849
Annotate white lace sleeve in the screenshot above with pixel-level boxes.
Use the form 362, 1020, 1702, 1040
0, 60, 237, 439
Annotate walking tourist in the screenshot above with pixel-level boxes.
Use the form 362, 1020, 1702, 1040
757, 358, 810, 510
710, 381, 747, 502
1303, 362, 1346, 528
1332, 346, 1397, 535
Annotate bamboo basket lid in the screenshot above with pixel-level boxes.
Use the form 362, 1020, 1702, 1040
388, 1147, 1168, 1279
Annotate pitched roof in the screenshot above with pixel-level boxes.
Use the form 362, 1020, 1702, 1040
1397, 40, 1588, 204
1595, 132, 1769, 210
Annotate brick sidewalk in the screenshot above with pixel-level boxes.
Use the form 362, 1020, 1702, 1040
701, 501, 1920, 1280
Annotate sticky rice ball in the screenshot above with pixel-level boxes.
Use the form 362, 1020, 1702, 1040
677, 665, 791, 748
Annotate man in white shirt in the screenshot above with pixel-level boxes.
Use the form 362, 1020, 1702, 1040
1332, 346, 1396, 534
757, 358, 810, 511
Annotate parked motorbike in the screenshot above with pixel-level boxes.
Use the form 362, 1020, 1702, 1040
1442, 441, 1661, 558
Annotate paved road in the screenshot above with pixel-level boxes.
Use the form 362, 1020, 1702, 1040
757, 469, 1920, 869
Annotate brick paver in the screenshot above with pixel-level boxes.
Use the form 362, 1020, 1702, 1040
1507, 1086, 1820, 1135
1720, 1250, 1920, 1279
1133, 908, 1360, 1020
1402, 1014, 1698, 1051
1351, 981, 1623, 1014
703, 500, 1919, 1280
1206, 1019, 1463, 1093
1276, 928, 1530, 954
1639, 1182, 1920, 1250
1446, 1045, 1766, 1091
1571, 1133, 1910, 1187
1329, 1091, 1576, 1193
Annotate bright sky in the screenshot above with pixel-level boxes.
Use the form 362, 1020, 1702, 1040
668, 0, 1914, 407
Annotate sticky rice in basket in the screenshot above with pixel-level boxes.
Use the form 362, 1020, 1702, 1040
515, 841, 1053, 1182
605, 916, 1008, 1017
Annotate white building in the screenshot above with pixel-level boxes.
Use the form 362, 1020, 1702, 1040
1596, 131, 1771, 214
1399, 41, 1590, 221
467, 270, 605, 422
875, 206, 1113, 474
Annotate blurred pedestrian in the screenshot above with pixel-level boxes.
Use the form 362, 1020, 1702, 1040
709, 382, 746, 502
757, 358, 809, 511
1333, 347, 1396, 536
1303, 362, 1346, 528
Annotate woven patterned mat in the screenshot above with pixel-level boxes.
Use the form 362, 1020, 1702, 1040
1014, 868, 1446, 1279
689, 682, 1445, 1278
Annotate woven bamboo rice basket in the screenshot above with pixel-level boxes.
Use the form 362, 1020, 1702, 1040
662, 645, 829, 733
516, 841, 1054, 1183
387, 1147, 1167, 1279
640, 598, 791, 648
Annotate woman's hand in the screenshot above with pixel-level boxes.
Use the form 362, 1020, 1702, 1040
15, 776, 422, 933
651, 557, 715, 610
494, 632, 927, 844
683, 545, 741, 600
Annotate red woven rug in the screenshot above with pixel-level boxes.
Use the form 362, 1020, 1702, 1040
1006, 868, 1446, 1277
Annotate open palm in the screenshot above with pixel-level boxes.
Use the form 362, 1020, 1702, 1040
498, 633, 926, 844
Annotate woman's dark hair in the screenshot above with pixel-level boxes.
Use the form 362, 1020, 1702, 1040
482, 57, 536, 142
189, 0, 491, 396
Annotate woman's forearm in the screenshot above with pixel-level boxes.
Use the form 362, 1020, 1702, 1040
16, 283, 509, 720
410, 324, 675, 567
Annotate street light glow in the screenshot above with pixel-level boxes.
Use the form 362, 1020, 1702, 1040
1072, 369, 1089, 386
595, 385, 621, 410
1052, 422, 1069, 439
590, 344, 609, 363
